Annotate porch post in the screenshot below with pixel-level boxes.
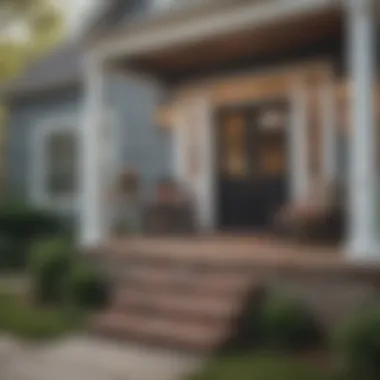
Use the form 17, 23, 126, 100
346, 0, 378, 259
289, 79, 309, 205
320, 78, 337, 183
80, 54, 106, 247
173, 97, 216, 232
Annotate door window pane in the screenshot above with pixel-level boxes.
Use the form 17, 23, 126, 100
257, 107, 287, 177
222, 115, 248, 178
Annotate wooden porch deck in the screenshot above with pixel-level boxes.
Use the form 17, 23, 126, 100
100, 235, 380, 278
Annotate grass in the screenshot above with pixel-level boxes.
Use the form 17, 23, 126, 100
0, 291, 85, 340
188, 353, 337, 380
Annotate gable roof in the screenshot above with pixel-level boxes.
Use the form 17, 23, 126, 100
84, 0, 148, 39
0, 41, 83, 100
0, 1, 146, 101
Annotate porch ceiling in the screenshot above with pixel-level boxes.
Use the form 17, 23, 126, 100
117, 8, 343, 82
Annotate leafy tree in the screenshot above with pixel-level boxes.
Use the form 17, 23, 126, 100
0, 0, 63, 82
0, 0, 63, 190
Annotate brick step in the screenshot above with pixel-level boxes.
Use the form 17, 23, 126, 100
111, 287, 248, 322
91, 252, 264, 351
93, 249, 259, 275
120, 266, 257, 297
92, 311, 231, 351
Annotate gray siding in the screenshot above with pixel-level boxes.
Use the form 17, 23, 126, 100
6, 76, 173, 219
7, 88, 82, 200
107, 74, 173, 201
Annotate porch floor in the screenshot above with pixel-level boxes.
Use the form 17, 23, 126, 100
102, 235, 380, 278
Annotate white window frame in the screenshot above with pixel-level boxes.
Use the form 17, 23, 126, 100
30, 110, 119, 213
30, 114, 81, 212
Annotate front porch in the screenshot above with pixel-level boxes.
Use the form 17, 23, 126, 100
81, 0, 380, 262
92, 234, 380, 349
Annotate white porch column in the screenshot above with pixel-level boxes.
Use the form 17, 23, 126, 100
173, 96, 216, 232
320, 78, 337, 183
80, 55, 106, 247
289, 79, 309, 205
196, 96, 216, 232
346, 0, 378, 259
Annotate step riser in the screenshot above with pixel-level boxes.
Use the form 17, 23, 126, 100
92, 256, 263, 352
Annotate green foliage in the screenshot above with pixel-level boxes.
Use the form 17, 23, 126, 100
29, 238, 73, 303
0, 291, 84, 340
260, 295, 321, 351
335, 306, 380, 380
0, 0, 63, 82
188, 354, 332, 380
67, 262, 109, 309
0, 199, 63, 237
0, 199, 64, 270
29, 237, 109, 309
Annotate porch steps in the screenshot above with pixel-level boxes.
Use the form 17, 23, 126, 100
91, 255, 264, 351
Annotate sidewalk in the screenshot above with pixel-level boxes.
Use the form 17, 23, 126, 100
0, 336, 204, 380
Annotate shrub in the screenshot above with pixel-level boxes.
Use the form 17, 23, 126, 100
67, 262, 109, 309
0, 199, 64, 270
260, 295, 321, 351
29, 238, 73, 304
335, 306, 380, 379
0, 199, 62, 238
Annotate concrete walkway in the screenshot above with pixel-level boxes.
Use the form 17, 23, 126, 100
0, 336, 205, 380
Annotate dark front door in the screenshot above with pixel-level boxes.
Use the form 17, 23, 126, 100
216, 100, 288, 231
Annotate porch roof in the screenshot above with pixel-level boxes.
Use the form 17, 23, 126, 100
119, 7, 343, 82
93, 0, 343, 77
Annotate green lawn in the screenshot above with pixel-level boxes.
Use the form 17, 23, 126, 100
0, 291, 85, 340
188, 353, 337, 380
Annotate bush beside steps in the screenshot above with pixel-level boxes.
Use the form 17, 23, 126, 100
259, 294, 322, 351
30, 237, 109, 309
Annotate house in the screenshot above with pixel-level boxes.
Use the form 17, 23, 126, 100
2, 0, 380, 260
3, 0, 380, 349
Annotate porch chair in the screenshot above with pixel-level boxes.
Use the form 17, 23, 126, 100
274, 181, 344, 243
142, 179, 196, 236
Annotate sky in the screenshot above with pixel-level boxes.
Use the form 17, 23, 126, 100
55, 0, 94, 34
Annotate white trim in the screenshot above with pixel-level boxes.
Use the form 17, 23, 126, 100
289, 79, 309, 204
346, 0, 378, 260
320, 78, 337, 183
173, 96, 216, 232
80, 56, 107, 247
196, 96, 216, 232
30, 114, 80, 212
93, 0, 341, 61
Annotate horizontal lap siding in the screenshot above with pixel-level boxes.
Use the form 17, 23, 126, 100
107, 74, 173, 202
6, 88, 82, 201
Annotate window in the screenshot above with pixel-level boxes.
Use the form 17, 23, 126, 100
31, 119, 79, 210
45, 131, 77, 197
